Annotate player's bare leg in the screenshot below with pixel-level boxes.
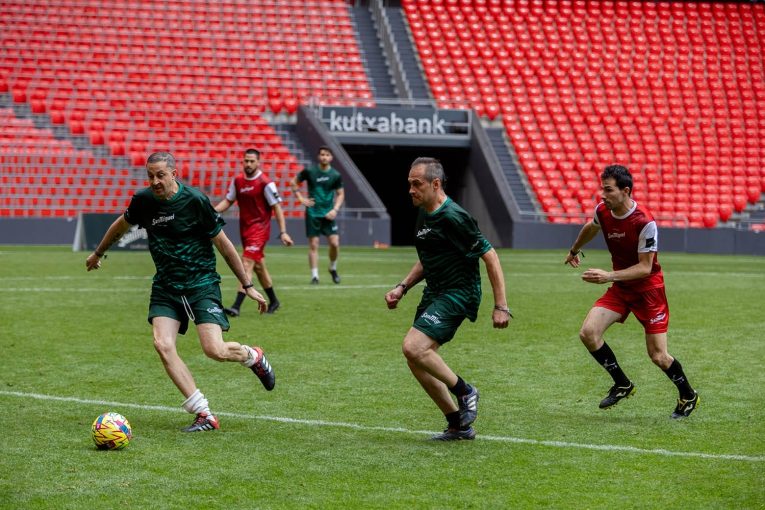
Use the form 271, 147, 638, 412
308, 236, 320, 283
152, 317, 196, 397
196, 323, 250, 362
327, 233, 340, 283
646, 332, 699, 417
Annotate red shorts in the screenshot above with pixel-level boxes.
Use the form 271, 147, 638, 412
241, 230, 269, 262
594, 285, 670, 334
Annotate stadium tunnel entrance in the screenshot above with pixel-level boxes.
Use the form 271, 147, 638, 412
343, 145, 470, 246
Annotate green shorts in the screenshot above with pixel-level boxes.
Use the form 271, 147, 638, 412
305, 214, 339, 238
148, 282, 229, 335
412, 294, 472, 344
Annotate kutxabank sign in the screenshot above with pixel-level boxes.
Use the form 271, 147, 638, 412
319, 106, 471, 145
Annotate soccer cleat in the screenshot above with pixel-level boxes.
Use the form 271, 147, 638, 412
458, 385, 480, 428
250, 346, 275, 391
310, 277, 319, 285
599, 382, 636, 409
223, 306, 240, 317
671, 391, 699, 419
181, 413, 220, 432
431, 427, 476, 441
329, 269, 341, 284
266, 300, 280, 314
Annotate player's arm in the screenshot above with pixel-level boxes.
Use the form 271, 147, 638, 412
85, 215, 132, 271
271, 203, 293, 246
565, 220, 601, 267
211, 230, 267, 313
582, 251, 654, 284
326, 188, 345, 220
385, 261, 424, 309
214, 198, 233, 213
481, 248, 511, 328
290, 174, 314, 208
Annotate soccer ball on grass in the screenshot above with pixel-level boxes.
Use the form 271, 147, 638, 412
91, 412, 132, 450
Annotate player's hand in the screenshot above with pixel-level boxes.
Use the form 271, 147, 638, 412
384, 288, 403, 309
86, 253, 102, 271
325, 209, 337, 220
280, 232, 294, 246
565, 252, 581, 267
302, 197, 315, 208
492, 306, 512, 328
581, 268, 611, 284
245, 287, 268, 313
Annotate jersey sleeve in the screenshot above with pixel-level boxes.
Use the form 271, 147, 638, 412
264, 181, 281, 207
592, 204, 602, 226
638, 221, 658, 252
197, 195, 225, 238
124, 194, 143, 226
296, 168, 308, 183
224, 179, 237, 202
332, 172, 343, 190
449, 209, 492, 259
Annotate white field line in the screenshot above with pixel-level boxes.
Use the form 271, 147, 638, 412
1, 390, 762, 463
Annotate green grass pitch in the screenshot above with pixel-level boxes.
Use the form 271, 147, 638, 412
0, 245, 763, 509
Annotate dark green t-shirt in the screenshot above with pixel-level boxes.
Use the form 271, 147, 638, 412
124, 182, 225, 291
415, 197, 492, 319
296, 166, 343, 217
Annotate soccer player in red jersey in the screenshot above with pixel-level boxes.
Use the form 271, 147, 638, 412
565, 165, 699, 418
215, 148, 293, 315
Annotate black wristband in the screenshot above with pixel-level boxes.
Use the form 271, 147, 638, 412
570, 249, 583, 258
279, 231, 287, 237
395, 283, 408, 294
95, 250, 104, 257
242, 283, 254, 290
494, 305, 513, 318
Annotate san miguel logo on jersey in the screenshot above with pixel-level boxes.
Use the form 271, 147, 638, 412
151, 214, 175, 226
239, 186, 256, 193
416, 227, 432, 238
607, 231, 626, 240
317, 176, 330, 182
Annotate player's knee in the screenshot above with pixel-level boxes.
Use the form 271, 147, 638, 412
579, 325, 596, 345
648, 350, 671, 368
200, 342, 226, 361
153, 335, 176, 359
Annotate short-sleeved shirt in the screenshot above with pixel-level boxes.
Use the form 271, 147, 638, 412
296, 166, 343, 218
415, 197, 492, 321
124, 182, 225, 292
593, 200, 664, 292
224, 171, 280, 240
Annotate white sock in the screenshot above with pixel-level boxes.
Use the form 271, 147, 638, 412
329, 261, 337, 271
182, 389, 211, 416
241, 345, 258, 368
311, 268, 319, 279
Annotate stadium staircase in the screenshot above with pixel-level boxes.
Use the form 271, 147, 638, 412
401, 0, 765, 229
384, 6, 433, 100
485, 127, 537, 215
350, 5, 398, 99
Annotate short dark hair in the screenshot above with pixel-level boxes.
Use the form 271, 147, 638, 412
318, 145, 333, 156
601, 165, 632, 192
411, 157, 447, 186
146, 151, 176, 168
245, 148, 260, 158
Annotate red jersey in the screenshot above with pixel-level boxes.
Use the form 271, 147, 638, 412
225, 171, 281, 240
593, 200, 664, 292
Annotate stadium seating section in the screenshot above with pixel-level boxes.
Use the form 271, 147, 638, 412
0, 0, 372, 218
1, 0, 763, 229
403, 0, 764, 227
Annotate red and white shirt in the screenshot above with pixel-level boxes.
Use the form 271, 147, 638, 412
593, 200, 664, 292
225, 171, 281, 239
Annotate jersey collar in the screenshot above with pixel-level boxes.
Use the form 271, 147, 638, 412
610, 199, 637, 220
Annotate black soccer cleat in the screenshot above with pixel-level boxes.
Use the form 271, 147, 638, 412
223, 306, 240, 317
599, 382, 636, 409
431, 427, 476, 441
266, 300, 280, 314
310, 277, 319, 285
329, 269, 341, 284
181, 413, 220, 432
458, 385, 480, 428
250, 346, 275, 391
671, 391, 699, 419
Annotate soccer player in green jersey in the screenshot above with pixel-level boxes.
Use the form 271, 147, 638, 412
85, 152, 276, 433
385, 157, 512, 441
290, 146, 345, 284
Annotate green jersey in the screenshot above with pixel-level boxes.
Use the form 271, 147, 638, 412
124, 182, 225, 292
415, 197, 492, 320
297, 165, 343, 217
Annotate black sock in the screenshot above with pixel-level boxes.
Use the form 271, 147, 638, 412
232, 291, 246, 310
663, 358, 695, 399
590, 343, 631, 387
445, 411, 460, 430
449, 376, 470, 397
264, 287, 277, 303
